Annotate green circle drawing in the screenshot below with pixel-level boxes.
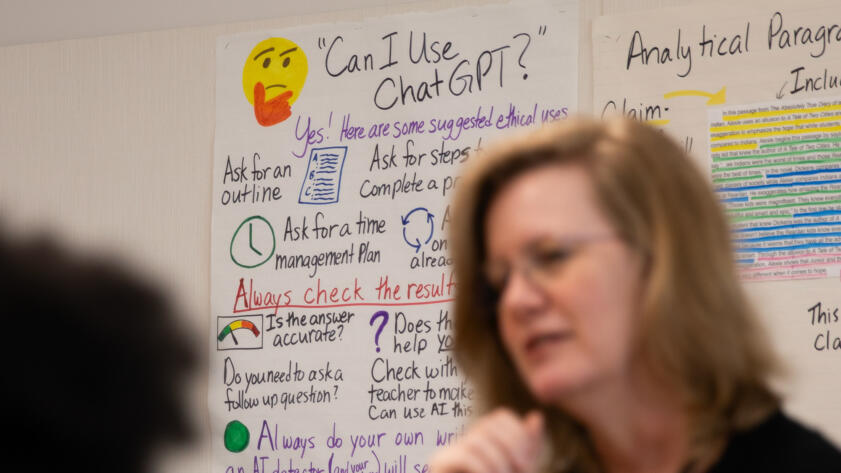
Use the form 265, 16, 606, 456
224, 420, 250, 453
230, 215, 276, 269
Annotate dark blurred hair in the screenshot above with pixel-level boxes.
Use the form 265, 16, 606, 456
0, 230, 196, 473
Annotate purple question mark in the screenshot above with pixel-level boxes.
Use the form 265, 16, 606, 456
369, 310, 389, 353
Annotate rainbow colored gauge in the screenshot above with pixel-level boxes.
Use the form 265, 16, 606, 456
217, 319, 260, 345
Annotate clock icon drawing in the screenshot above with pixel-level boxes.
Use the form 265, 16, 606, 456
230, 215, 276, 268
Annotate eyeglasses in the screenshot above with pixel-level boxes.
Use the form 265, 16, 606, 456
483, 234, 617, 298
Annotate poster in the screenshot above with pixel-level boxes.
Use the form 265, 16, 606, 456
708, 97, 841, 281
211, 3, 579, 473
593, 0, 841, 443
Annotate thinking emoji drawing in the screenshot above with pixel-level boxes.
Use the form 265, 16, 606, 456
242, 37, 308, 127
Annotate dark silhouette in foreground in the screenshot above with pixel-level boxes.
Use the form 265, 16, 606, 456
1, 230, 196, 473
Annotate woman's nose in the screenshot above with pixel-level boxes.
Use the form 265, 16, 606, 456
498, 268, 547, 320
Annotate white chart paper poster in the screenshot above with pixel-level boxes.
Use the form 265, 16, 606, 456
593, 0, 841, 444
211, 3, 579, 473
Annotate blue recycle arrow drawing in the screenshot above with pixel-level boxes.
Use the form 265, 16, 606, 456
401, 207, 435, 253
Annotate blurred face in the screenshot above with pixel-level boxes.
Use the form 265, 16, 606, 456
484, 164, 645, 405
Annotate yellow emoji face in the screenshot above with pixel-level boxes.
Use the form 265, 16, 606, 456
242, 37, 308, 106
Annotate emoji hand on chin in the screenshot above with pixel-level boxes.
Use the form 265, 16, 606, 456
253, 82, 293, 127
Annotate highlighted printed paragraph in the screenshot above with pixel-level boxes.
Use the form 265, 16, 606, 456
709, 97, 841, 281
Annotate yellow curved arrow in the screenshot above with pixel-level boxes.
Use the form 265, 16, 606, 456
663, 87, 726, 105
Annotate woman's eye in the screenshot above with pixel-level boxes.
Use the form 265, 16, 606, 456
534, 248, 570, 269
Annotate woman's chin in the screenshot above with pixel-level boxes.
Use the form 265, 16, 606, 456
528, 366, 594, 403
529, 372, 576, 403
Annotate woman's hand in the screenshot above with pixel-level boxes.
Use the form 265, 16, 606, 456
429, 409, 545, 473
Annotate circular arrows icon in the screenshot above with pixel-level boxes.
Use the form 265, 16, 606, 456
401, 207, 435, 253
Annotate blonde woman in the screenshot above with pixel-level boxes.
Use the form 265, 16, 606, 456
431, 118, 841, 473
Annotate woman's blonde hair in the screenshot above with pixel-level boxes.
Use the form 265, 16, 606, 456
450, 117, 780, 472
